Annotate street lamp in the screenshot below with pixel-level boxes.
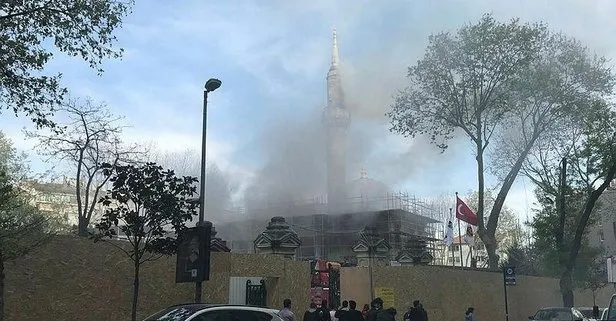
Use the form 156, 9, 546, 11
195, 78, 222, 303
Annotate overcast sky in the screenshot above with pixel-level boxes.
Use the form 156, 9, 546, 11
1, 0, 614, 222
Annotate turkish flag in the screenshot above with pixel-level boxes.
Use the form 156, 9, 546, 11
456, 196, 479, 226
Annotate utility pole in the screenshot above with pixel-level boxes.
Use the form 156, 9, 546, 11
194, 78, 222, 303
556, 158, 567, 250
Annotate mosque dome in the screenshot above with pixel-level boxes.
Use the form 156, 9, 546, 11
346, 167, 393, 212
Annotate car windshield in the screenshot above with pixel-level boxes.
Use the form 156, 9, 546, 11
578, 308, 594, 318
534, 309, 572, 321
143, 306, 202, 321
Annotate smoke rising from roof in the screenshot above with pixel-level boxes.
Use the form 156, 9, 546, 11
150, 149, 239, 224
242, 35, 465, 216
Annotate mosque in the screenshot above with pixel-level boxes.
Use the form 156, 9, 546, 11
215, 30, 445, 264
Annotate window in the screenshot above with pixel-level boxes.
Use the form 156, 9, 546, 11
143, 306, 201, 321
193, 309, 273, 321
608, 295, 616, 320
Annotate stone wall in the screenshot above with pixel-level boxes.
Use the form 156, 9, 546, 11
6, 236, 310, 321
7, 236, 614, 321
340, 265, 614, 321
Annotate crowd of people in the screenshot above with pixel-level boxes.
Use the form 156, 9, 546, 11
279, 297, 451, 321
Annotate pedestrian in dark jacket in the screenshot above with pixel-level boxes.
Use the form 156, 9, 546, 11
376, 308, 396, 321
464, 307, 476, 321
335, 301, 350, 321
366, 298, 383, 321
403, 303, 416, 321
319, 300, 331, 321
417, 303, 428, 321
343, 301, 364, 321
361, 304, 370, 319
303, 303, 320, 321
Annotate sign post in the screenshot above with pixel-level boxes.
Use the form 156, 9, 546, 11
503, 266, 516, 321
175, 224, 212, 286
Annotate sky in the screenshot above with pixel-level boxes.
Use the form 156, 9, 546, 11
2, 0, 616, 224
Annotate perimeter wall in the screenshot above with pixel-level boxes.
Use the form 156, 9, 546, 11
341, 265, 614, 321
5, 236, 613, 321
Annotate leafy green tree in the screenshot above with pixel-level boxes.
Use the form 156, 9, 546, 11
388, 14, 613, 268
0, 132, 56, 321
0, 0, 134, 128
503, 242, 541, 276
522, 100, 616, 307
93, 162, 198, 321
583, 257, 608, 307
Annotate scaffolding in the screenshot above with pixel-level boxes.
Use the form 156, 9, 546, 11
217, 191, 450, 264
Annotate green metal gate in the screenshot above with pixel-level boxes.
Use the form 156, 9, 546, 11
246, 279, 267, 307
328, 266, 341, 308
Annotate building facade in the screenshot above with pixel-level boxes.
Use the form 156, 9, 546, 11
22, 176, 105, 231
589, 182, 616, 257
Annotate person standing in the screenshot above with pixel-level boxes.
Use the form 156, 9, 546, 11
345, 301, 365, 321
403, 303, 416, 321
335, 300, 349, 321
416, 302, 428, 321
320, 300, 332, 321
464, 307, 476, 321
361, 304, 370, 320
303, 303, 320, 321
330, 303, 339, 321
376, 308, 396, 321
366, 298, 383, 321
279, 299, 296, 321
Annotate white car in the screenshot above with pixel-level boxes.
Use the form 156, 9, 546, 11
143, 303, 285, 321
528, 307, 587, 321
577, 307, 605, 320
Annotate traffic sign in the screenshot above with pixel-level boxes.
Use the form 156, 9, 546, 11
503, 266, 516, 286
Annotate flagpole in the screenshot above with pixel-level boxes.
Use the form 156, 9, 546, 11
457, 219, 464, 269
469, 233, 474, 268
449, 208, 455, 267
455, 192, 464, 269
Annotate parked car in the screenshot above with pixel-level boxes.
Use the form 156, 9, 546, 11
602, 308, 609, 320
528, 307, 587, 321
142, 303, 284, 321
606, 294, 616, 320
577, 307, 605, 320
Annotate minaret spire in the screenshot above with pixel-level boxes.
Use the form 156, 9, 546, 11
331, 28, 340, 68
323, 27, 350, 214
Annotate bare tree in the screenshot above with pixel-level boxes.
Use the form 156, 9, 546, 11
25, 97, 144, 236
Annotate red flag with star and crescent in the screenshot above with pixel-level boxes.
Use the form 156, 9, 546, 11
456, 196, 479, 226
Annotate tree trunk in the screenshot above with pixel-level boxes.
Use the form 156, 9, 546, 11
131, 260, 140, 321
484, 135, 539, 269
475, 139, 500, 269
77, 218, 88, 237
0, 250, 5, 321
483, 236, 499, 269
560, 269, 574, 307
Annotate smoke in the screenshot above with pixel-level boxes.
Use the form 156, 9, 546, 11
241, 43, 464, 215
246, 113, 326, 203
150, 148, 239, 224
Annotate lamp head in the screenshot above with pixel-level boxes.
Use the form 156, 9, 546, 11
205, 78, 222, 92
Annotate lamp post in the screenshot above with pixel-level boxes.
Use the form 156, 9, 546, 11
195, 78, 222, 303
